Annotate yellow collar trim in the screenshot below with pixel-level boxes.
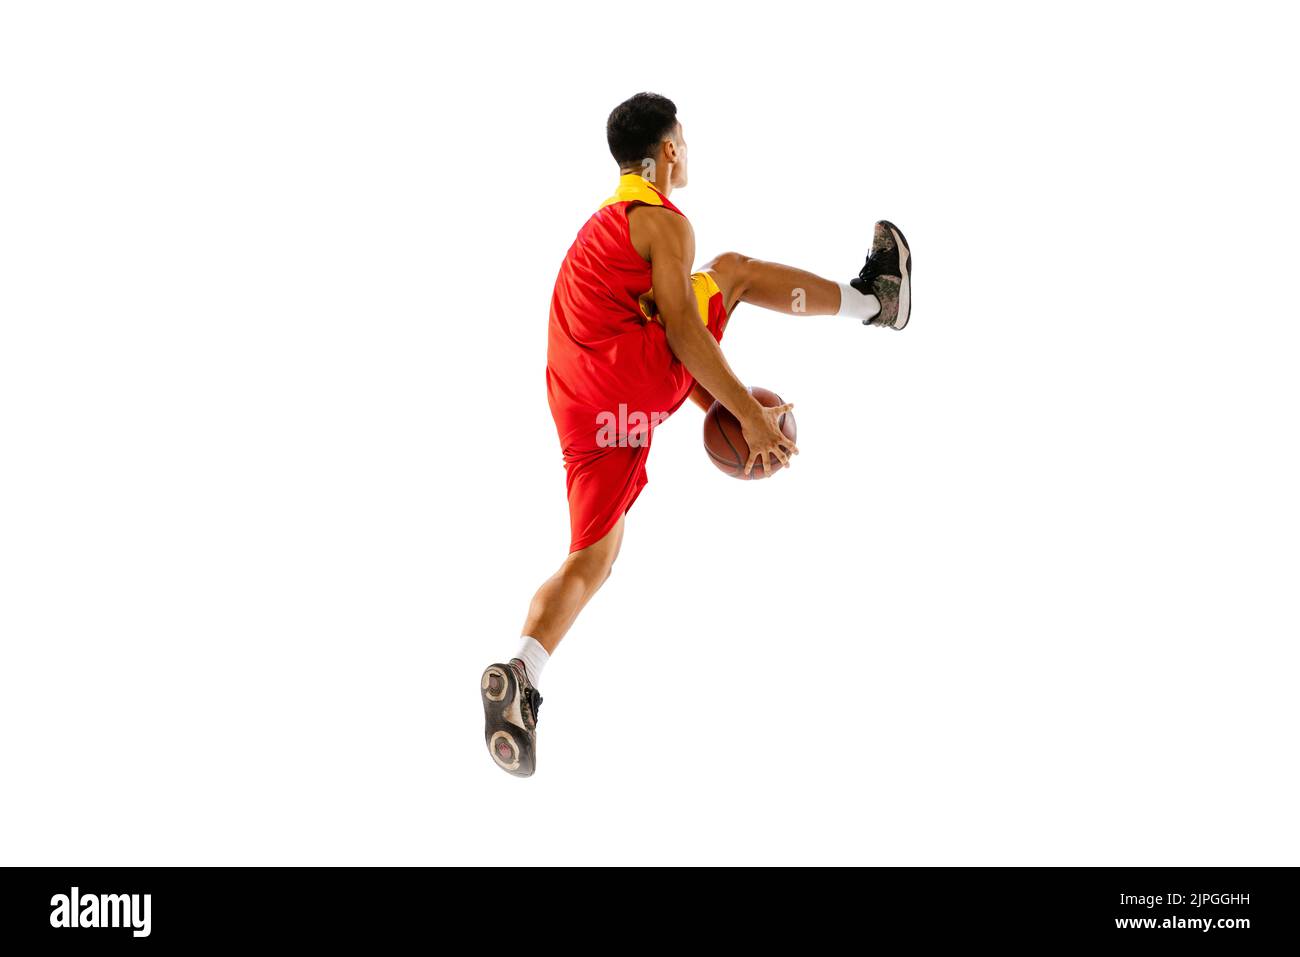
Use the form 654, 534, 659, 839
600, 173, 666, 209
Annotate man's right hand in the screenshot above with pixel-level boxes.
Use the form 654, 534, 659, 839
740, 401, 798, 477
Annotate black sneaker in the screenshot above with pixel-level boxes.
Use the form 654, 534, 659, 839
850, 220, 912, 330
480, 658, 543, 777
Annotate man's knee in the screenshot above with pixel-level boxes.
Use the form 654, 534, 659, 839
590, 539, 621, 591
702, 250, 751, 283
566, 540, 617, 591
701, 251, 752, 311
594, 543, 619, 587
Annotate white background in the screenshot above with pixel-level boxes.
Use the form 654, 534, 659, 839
2, 1, 1296, 865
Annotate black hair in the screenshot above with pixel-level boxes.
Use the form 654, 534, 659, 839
606, 93, 679, 168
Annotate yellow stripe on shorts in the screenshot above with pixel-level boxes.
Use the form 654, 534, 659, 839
637, 271, 719, 326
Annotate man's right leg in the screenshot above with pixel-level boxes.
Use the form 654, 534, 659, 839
521, 514, 624, 656
480, 499, 625, 777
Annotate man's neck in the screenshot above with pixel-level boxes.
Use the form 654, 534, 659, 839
620, 167, 671, 198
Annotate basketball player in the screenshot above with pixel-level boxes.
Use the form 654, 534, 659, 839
481, 93, 912, 776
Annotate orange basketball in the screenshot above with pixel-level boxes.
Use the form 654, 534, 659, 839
702, 386, 796, 480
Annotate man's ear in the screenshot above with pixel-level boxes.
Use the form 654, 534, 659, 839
663, 138, 678, 164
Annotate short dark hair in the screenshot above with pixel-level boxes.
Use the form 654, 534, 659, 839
606, 93, 678, 167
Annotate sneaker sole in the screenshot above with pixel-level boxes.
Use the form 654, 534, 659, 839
480, 663, 536, 777
878, 220, 911, 330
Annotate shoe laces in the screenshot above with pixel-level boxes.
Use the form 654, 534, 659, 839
860, 249, 901, 286
509, 659, 543, 722
857, 251, 883, 285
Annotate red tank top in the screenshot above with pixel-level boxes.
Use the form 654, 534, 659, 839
546, 174, 694, 454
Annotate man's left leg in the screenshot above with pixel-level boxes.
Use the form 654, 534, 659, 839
687, 222, 912, 411
686, 254, 859, 409
701, 252, 849, 316
701, 220, 911, 325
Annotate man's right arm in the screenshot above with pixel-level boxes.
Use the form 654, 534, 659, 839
631, 206, 797, 474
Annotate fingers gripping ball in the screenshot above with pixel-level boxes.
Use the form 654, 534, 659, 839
702, 386, 797, 480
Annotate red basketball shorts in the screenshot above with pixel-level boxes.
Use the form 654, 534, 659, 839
556, 271, 729, 552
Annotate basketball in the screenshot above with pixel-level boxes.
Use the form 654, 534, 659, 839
702, 386, 797, 479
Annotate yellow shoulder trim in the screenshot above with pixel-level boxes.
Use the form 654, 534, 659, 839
600, 173, 666, 210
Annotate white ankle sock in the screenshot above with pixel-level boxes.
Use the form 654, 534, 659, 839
513, 636, 549, 687
836, 281, 881, 321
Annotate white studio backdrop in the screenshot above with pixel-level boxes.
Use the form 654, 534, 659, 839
1, 1, 1296, 865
